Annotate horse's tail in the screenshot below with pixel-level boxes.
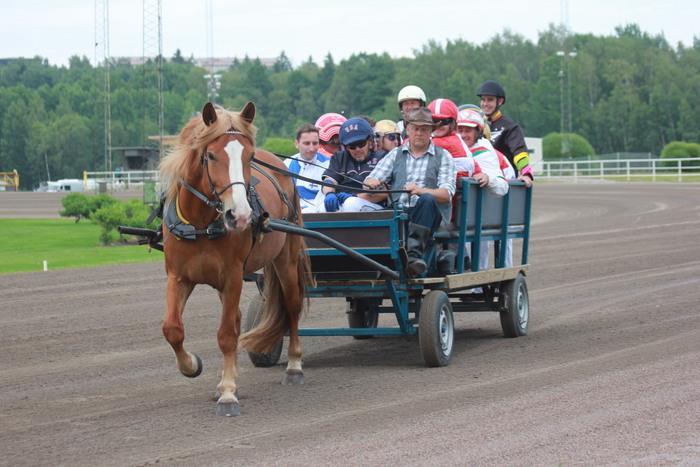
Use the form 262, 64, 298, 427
239, 234, 311, 354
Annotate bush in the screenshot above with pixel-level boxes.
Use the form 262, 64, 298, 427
262, 137, 296, 156
59, 193, 92, 222
543, 132, 596, 160
60, 193, 118, 223
92, 199, 158, 245
660, 141, 700, 168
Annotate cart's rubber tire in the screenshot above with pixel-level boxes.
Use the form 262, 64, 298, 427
419, 290, 454, 367
499, 273, 529, 338
346, 299, 379, 340
243, 294, 283, 367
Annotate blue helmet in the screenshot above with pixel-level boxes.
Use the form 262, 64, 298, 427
339, 118, 374, 146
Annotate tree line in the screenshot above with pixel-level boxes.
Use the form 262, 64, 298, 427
1, 24, 699, 188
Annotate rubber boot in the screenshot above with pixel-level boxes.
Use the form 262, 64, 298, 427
406, 223, 431, 277
437, 243, 457, 275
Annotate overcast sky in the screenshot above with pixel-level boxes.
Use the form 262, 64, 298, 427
2, 0, 698, 67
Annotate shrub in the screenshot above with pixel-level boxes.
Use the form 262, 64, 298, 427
60, 193, 118, 223
543, 132, 596, 160
59, 193, 92, 222
92, 199, 158, 245
262, 137, 296, 156
660, 141, 700, 168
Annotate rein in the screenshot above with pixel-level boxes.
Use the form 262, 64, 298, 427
253, 154, 409, 195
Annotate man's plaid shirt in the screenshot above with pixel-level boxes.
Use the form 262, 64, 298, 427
368, 141, 456, 207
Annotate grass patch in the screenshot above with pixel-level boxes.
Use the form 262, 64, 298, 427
0, 218, 160, 275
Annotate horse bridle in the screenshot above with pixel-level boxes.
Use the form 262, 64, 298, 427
190, 129, 250, 214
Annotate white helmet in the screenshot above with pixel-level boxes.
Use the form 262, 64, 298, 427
397, 85, 426, 109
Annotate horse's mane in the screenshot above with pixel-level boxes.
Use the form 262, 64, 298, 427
159, 105, 257, 202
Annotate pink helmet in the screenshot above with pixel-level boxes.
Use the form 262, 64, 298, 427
315, 113, 347, 142
428, 98, 459, 121
457, 109, 485, 130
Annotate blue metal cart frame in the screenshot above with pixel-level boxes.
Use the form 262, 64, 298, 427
248, 179, 533, 367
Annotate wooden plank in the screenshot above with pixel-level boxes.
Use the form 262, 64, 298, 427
410, 265, 529, 290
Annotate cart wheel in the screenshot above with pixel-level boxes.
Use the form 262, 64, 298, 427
499, 273, 529, 338
243, 294, 283, 367
346, 299, 379, 340
419, 291, 454, 367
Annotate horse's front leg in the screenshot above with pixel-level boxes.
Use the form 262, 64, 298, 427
162, 275, 201, 377
215, 273, 244, 416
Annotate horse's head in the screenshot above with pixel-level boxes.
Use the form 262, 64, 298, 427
199, 101, 257, 231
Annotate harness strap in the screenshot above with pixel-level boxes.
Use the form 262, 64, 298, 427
179, 178, 223, 212
251, 160, 298, 223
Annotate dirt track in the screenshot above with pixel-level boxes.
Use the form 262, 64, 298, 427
1, 182, 699, 466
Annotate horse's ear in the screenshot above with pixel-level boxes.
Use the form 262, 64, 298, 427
240, 101, 256, 123
202, 102, 217, 126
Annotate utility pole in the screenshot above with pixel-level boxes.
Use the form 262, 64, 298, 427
556, 50, 577, 157
95, 0, 112, 171
143, 0, 164, 159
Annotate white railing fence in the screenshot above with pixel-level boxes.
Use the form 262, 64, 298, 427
539, 158, 700, 182
83, 170, 159, 192
83, 158, 700, 189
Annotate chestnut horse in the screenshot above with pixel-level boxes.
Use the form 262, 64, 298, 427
159, 101, 309, 416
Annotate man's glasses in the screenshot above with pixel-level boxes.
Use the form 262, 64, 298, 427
323, 138, 340, 147
433, 118, 454, 127
346, 138, 369, 150
384, 133, 400, 142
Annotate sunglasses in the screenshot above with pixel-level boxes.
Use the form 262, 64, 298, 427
323, 138, 340, 147
384, 133, 400, 142
346, 138, 369, 150
433, 118, 454, 126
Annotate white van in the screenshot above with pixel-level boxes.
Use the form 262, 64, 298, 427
48, 179, 84, 193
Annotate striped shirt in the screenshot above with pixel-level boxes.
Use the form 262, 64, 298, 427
368, 141, 456, 207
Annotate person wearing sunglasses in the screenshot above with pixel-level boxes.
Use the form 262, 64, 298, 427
315, 112, 347, 158
318, 118, 387, 213
427, 98, 476, 182
374, 119, 402, 155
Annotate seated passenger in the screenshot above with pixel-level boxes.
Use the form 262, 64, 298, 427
428, 98, 473, 179
374, 119, 401, 156
319, 118, 386, 213
457, 109, 513, 270
456, 109, 509, 196
284, 123, 329, 213
315, 113, 347, 158
364, 108, 456, 277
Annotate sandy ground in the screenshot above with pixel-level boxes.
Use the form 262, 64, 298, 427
1, 182, 699, 466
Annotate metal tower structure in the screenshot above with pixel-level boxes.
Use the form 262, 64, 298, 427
204, 0, 221, 102
143, 0, 164, 159
94, 0, 112, 171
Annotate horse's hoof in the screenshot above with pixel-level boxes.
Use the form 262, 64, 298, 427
213, 388, 238, 401
215, 401, 241, 417
182, 353, 203, 378
282, 370, 304, 385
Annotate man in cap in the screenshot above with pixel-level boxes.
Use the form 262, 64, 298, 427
364, 108, 456, 277
319, 118, 386, 212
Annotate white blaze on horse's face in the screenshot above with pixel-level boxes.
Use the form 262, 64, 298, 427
222, 139, 252, 231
